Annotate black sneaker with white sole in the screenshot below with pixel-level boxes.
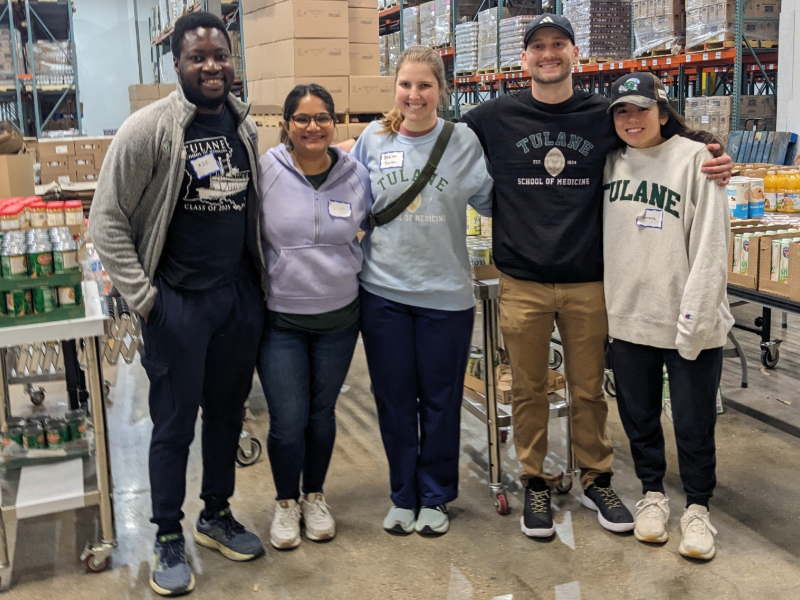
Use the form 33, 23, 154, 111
520, 477, 555, 538
580, 473, 635, 533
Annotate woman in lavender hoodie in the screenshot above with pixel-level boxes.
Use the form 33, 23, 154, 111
256, 84, 372, 551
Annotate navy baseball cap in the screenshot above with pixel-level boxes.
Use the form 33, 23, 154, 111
523, 14, 576, 48
608, 73, 669, 113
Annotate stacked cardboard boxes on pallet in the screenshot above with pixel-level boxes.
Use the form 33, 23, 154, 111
686, 0, 780, 50
739, 95, 777, 130
38, 137, 113, 185
477, 8, 499, 73
564, 0, 632, 60
128, 83, 177, 114
0, 28, 24, 86
243, 0, 392, 150
434, 0, 452, 47
403, 7, 421, 47
499, 15, 534, 71
455, 22, 479, 74
419, 1, 437, 47
633, 0, 686, 56
684, 95, 777, 140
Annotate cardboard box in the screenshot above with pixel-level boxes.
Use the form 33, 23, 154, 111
72, 166, 100, 183
242, 0, 270, 12
472, 263, 501, 280
348, 8, 378, 44
348, 0, 375, 7
758, 238, 800, 300
348, 76, 393, 113
158, 83, 176, 97
41, 167, 72, 185
256, 126, 282, 154
269, 1, 349, 43
349, 43, 380, 76
248, 78, 278, 105
74, 138, 103, 155
130, 99, 153, 114
0, 154, 35, 198
727, 226, 784, 289
246, 39, 350, 79
128, 83, 160, 101
272, 76, 349, 111
39, 139, 75, 158
68, 155, 94, 170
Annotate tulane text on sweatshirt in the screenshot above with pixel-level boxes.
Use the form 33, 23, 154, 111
351, 118, 493, 311
603, 134, 733, 360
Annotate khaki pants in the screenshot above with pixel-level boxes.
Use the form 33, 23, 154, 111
498, 274, 613, 489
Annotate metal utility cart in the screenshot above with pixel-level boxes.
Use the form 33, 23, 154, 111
0, 283, 116, 591
462, 277, 577, 515
727, 284, 795, 370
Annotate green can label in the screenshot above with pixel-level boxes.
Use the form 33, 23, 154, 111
57, 285, 82, 306
27, 251, 53, 278
6, 290, 31, 317
33, 288, 58, 314
53, 250, 80, 274
67, 419, 86, 440
1, 254, 27, 279
45, 429, 67, 447
22, 429, 46, 449
1, 427, 23, 449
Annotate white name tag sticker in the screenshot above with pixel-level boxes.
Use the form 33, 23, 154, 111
636, 209, 663, 229
328, 200, 352, 218
190, 153, 221, 179
379, 151, 404, 170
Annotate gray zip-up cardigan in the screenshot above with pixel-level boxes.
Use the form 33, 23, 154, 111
88, 85, 268, 318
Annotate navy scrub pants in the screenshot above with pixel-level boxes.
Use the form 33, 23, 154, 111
359, 288, 473, 510
141, 274, 265, 536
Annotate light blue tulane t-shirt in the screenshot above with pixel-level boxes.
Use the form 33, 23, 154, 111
351, 118, 493, 311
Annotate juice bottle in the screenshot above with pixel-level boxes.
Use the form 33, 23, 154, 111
790, 171, 800, 213
764, 171, 777, 212
776, 171, 789, 212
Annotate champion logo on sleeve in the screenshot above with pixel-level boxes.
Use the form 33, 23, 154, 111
684, 314, 693, 320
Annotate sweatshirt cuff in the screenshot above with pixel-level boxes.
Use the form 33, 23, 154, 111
675, 331, 704, 361
136, 286, 158, 320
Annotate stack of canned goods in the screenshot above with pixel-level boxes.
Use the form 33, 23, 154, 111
467, 236, 493, 266
1, 409, 87, 454
1, 226, 82, 318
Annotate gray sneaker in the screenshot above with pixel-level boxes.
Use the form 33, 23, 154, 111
383, 506, 416, 535
194, 508, 264, 562
150, 534, 195, 596
415, 505, 450, 536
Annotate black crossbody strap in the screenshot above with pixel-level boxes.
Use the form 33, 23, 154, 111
369, 121, 455, 228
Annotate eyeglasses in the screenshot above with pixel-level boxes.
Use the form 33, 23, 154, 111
289, 113, 334, 128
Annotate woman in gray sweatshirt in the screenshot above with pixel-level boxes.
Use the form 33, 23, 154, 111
602, 73, 733, 561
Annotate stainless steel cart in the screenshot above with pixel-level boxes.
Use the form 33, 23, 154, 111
0, 284, 117, 591
462, 278, 578, 515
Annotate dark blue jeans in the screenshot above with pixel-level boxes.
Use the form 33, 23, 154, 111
608, 339, 722, 508
359, 288, 474, 510
256, 317, 360, 501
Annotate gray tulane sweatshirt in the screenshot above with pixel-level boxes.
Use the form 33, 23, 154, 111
602, 134, 734, 360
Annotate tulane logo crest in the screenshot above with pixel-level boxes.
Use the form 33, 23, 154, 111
620, 78, 640, 93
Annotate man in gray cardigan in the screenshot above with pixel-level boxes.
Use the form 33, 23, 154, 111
89, 12, 267, 596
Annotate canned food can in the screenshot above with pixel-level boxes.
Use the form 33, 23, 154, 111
468, 247, 492, 266
1, 250, 27, 280
22, 423, 46, 449
57, 285, 82, 306
44, 419, 69, 447
727, 178, 750, 219
65, 409, 86, 440
467, 349, 483, 379
1, 426, 23, 450
6, 289, 31, 317
740, 233, 752, 275
779, 238, 792, 283
732, 234, 743, 273
53, 248, 80, 274
466, 208, 481, 236
32, 287, 58, 314
480, 216, 492, 238
27, 246, 53, 278
747, 178, 765, 218
771, 239, 782, 281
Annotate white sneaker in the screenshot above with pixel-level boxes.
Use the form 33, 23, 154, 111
634, 491, 670, 543
301, 493, 336, 541
383, 506, 415, 535
270, 499, 301, 550
679, 504, 718, 560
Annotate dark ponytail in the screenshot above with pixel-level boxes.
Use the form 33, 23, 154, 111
280, 83, 337, 150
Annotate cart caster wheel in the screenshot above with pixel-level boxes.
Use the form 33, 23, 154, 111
549, 349, 563, 370
495, 493, 510, 515
235, 438, 262, 466
555, 473, 573, 494
603, 376, 616, 398
755, 316, 763, 327
761, 348, 779, 369
500, 429, 509, 444
85, 554, 110, 573
28, 387, 46, 406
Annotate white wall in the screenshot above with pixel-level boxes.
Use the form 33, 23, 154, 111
777, 1, 799, 137
73, 0, 158, 135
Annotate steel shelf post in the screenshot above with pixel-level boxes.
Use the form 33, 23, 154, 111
67, 0, 82, 134
733, 0, 743, 127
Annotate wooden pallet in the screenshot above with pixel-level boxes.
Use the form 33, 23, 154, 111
638, 48, 678, 58
456, 70, 476, 77
336, 112, 384, 124
705, 40, 736, 51
578, 56, 615, 65
746, 39, 779, 49
477, 67, 497, 74
500, 65, 524, 73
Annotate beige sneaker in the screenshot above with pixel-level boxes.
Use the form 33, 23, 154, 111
679, 504, 717, 560
270, 499, 301, 550
301, 493, 336, 541
634, 492, 670, 543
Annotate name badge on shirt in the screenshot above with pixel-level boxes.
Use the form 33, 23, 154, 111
379, 151, 404, 170
190, 153, 221, 179
329, 200, 352, 218
636, 209, 663, 229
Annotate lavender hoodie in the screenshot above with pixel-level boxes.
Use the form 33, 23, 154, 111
258, 144, 372, 314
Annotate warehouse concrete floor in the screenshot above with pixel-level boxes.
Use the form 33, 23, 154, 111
3, 301, 800, 599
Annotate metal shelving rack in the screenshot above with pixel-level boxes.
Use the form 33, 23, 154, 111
149, 0, 248, 102
0, 0, 82, 137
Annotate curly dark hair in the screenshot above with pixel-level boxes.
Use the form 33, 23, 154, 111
171, 11, 231, 59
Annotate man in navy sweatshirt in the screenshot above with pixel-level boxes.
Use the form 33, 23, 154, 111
461, 14, 733, 540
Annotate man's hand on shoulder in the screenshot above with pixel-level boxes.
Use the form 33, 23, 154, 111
702, 143, 732, 186
335, 139, 356, 153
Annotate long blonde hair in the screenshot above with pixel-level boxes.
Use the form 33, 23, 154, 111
379, 46, 448, 134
